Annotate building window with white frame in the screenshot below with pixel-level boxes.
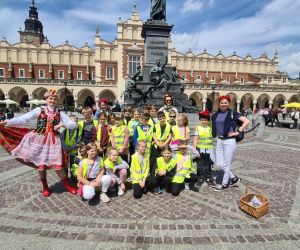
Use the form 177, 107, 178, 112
0, 68, 4, 78
282, 77, 287, 83
39, 69, 45, 79
19, 69, 25, 78
196, 75, 201, 80
77, 71, 83, 80
240, 77, 244, 84
92, 71, 95, 80
58, 70, 64, 79
128, 55, 140, 75
106, 66, 114, 80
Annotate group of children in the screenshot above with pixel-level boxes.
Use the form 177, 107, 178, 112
60, 104, 215, 203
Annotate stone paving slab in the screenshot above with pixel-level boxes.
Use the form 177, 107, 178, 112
0, 127, 299, 249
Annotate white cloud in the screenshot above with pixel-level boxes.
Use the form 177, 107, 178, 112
182, 0, 204, 14
172, 0, 300, 77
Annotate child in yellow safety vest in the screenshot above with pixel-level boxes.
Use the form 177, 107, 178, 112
128, 109, 140, 162
154, 145, 177, 194
130, 140, 157, 199
171, 140, 199, 196
103, 148, 129, 196
77, 142, 110, 203
170, 114, 190, 148
133, 113, 153, 159
123, 106, 132, 126
151, 111, 172, 175
60, 115, 80, 183
94, 112, 110, 157
193, 111, 215, 186
71, 142, 86, 178
78, 107, 98, 145
110, 113, 129, 162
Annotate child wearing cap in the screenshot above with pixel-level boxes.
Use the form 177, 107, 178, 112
193, 111, 215, 186
95, 112, 110, 157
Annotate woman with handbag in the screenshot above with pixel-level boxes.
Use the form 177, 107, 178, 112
211, 95, 250, 191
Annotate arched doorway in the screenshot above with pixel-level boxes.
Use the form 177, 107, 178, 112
57, 88, 74, 111
273, 94, 286, 108
77, 89, 95, 108
257, 94, 271, 109
227, 92, 238, 111
241, 93, 255, 110
32, 87, 48, 100
289, 94, 300, 103
98, 89, 117, 106
189, 92, 203, 110
8, 87, 29, 108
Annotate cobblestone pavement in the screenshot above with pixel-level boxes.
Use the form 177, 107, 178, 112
0, 127, 300, 249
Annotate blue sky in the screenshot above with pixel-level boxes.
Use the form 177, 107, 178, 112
1, 0, 300, 77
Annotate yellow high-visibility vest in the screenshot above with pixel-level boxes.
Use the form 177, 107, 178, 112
155, 156, 176, 176
172, 153, 193, 184
112, 125, 128, 150
196, 125, 213, 149
130, 153, 149, 184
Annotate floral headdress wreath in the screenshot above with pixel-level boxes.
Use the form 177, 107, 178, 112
44, 89, 58, 99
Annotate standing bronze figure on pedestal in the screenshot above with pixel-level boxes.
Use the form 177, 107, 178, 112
150, 0, 166, 21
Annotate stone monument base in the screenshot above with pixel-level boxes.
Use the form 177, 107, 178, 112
124, 81, 190, 112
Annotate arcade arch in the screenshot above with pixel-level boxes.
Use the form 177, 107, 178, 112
289, 94, 300, 103
77, 89, 95, 108
226, 92, 238, 110
189, 92, 203, 110
98, 89, 117, 106
57, 88, 74, 110
8, 87, 29, 107
257, 94, 271, 109
273, 94, 286, 108
241, 93, 255, 110
32, 87, 48, 100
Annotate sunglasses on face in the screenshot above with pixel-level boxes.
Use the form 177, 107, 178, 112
170, 116, 176, 118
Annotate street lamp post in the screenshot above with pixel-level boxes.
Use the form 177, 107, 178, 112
64, 81, 68, 112
211, 85, 215, 112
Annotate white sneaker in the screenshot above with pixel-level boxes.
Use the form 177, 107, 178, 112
100, 193, 110, 203
185, 183, 190, 190
118, 187, 125, 196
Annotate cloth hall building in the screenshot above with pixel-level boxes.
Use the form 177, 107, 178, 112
0, 1, 299, 111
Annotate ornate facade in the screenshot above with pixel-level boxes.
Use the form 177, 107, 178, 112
0, 1, 299, 111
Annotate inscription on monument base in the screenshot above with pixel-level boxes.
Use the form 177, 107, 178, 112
145, 37, 168, 64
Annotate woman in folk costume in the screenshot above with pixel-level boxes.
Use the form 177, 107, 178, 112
0, 89, 77, 197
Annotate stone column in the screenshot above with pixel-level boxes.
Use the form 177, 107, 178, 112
237, 99, 241, 112
95, 96, 99, 109
269, 101, 273, 109
202, 98, 206, 111
253, 99, 257, 112
74, 94, 78, 109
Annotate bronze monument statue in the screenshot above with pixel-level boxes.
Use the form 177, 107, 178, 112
150, 0, 166, 21
150, 57, 170, 91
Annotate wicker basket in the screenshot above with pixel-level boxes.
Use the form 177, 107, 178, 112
239, 186, 269, 218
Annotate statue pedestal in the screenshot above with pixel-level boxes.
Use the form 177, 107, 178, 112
124, 20, 192, 113
141, 20, 173, 65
